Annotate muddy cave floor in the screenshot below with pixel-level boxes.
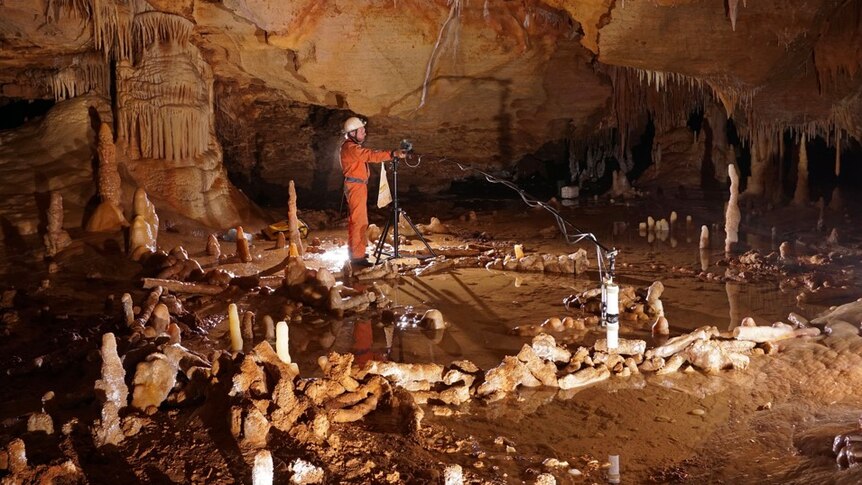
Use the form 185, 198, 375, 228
3, 191, 862, 484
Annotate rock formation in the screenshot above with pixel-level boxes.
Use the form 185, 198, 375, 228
86, 123, 128, 232
43, 192, 72, 257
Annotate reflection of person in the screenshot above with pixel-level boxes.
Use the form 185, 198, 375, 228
340, 117, 406, 267
351, 319, 385, 367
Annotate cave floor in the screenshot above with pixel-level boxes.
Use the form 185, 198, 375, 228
3, 192, 862, 483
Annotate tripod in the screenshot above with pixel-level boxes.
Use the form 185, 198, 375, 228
372, 157, 436, 262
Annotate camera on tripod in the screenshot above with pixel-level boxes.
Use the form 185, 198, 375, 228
400, 139, 414, 153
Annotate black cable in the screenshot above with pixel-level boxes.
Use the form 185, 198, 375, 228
420, 155, 618, 284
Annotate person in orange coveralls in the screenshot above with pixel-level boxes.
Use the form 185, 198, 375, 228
340, 117, 406, 267
350, 319, 386, 367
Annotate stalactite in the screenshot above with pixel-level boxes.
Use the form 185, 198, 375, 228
45, 0, 92, 23
418, 0, 463, 110
609, 66, 708, 159
132, 11, 194, 60
835, 133, 842, 177
51, 53, 109, 101
728, 0, 739, 31
793, 135, 810, 206
813, 0, 862, 93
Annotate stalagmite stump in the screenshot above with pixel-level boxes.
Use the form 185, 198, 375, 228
652, 316, 669, 336
517, 345, 558, 387
732, 325, 796, 343
656, 354, 686, 375
558, 365, 611, 390
653, 327, 715, 358
530, 334, 571, 363
131, 348, 180, 411
477, 356, 540, 397
594, 338, 646, 356
682, 339, 749, 373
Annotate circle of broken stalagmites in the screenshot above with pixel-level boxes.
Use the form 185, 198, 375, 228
4, 298, 826, 484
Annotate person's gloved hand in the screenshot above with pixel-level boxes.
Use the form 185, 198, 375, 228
391, 149, 407, 159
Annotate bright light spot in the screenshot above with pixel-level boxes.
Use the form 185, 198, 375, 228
318, 246, 349, 270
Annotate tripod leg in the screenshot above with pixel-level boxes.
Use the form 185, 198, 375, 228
400, 212, 436, 257
373, 212, 393, 262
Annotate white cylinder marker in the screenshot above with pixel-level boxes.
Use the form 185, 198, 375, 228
276, 321, 291, 364
608, 454, 620, 484
228, 303, 243, 352
605, 282, 620, 350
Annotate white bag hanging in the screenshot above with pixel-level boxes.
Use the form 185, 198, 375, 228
377, 162, 392, 208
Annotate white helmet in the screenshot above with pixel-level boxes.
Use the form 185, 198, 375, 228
342, 116, 366, 134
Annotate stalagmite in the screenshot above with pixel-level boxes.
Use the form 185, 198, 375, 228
236, 226, 252, 263
699, 225, 709, 249
92, 333, 127, 447
276, 321, 291, 364
276, 232, 286, 250
43, 192, 72, 257
129, 189, 158, 259
727, 282, 741, 330
228, 303, 243, 352
288, 181, 305, 256
646, 281, 665, 317
86, 123, 128, 232
700, 249, 710, 272
725, 165, 740, 254
121, 293, 134, 327
207, 234, 221, 257
793, 135, 810, 206
135, 287, 162, 327
829, 187, 844, 211
242, 311, 255, 343
779, 241, 792, 261
263, 316, 275, 343
253, 450, 274, 485
129, 216, 154, 261
745, 134, 768, 196
168, 323, 181, 344
150, 303, 169, 333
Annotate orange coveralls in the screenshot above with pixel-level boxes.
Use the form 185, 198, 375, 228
340, 140, 392, 260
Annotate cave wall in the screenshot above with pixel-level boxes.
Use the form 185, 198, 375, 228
0, 0, 861, 226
